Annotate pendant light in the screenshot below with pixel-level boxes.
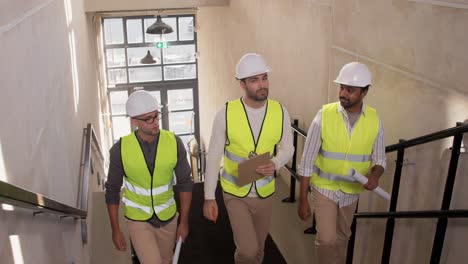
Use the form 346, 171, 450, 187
140, 50, 157, 64
146, 15, 173, 35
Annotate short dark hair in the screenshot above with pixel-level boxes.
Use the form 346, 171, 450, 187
360, 85, 370, 93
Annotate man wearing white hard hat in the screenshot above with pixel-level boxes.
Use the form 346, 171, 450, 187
297, 62, 386, 263
105, 90, 193, 264
203, 53, 294, 263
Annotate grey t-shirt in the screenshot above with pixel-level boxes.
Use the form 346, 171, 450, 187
105, 130, 193, 227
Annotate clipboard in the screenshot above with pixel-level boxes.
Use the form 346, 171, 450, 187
237, 153, 270, 186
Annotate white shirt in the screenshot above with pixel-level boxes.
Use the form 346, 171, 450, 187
298, 102, 386, 207
204, 98, 295, 199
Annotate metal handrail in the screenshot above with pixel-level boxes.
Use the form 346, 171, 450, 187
0, 123, 104, 244
79, 123, 105, 243
385, 122, 468, 152
0, 181, 86, 219
355, 209, 468, 219
80, 124, 104, 212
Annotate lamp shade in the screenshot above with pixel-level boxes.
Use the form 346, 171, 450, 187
146, 15, 173, 34
140, 50, 157, 64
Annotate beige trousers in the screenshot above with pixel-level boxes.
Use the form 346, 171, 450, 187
126, 217, 177, 264
223, 192, 274, 264
313, 188, 358, 264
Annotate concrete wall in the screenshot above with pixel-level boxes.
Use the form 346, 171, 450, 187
0, 0, 103, 263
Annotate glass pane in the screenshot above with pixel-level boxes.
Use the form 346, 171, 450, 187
127, 47, 161, 66
128, 67, 162, 83
168, 89, 193, 111
112, 116, 131, 140
178, 17, 194, 41
109, 91, 128, 115
169, 111, 194, 134
164, 64, 196, 80
144, 17, 177, 42
163, 44, 196, 64
126, 19, 143, 43
104, 19, 124, 44
106, 48, 126, 67
108, 69, 127, 84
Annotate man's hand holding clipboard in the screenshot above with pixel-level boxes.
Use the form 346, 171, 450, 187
237, 153, 274, 186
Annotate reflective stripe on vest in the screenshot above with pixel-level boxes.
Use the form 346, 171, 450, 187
124, 179, 172, 196
221, 98, 283, 198
311, 103, 379, 194
312, 166, 356, 183
122, 197, 151, 214
319, 148, 371, 162
154, 197, 176, 214
122, 197, 176, 215
224, 149, 246, 163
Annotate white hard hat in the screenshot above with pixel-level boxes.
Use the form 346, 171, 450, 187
126, 90, 160, 117
334, 62, 372, 87
235, 53, 271, 79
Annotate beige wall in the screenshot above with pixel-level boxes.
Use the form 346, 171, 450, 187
0, 0, 103, 263
197, 0, 332, 149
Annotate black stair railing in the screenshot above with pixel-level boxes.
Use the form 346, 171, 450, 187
282, 119, 317, 234
347, 122, 468, 264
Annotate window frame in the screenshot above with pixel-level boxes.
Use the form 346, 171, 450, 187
102, 14, 199, 146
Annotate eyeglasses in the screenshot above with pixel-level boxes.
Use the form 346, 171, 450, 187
133, 112, 161, 124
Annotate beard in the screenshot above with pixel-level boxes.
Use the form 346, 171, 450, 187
339, 97, 351, 108
339, 96, 363, 111
247, 88, 269, 102
139, 124, 160, 136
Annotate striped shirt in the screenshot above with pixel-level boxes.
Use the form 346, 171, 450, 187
298, 102, 386, 207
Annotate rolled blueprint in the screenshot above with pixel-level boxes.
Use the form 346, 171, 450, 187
172, 236, 183, 264
349, 169, 391, 200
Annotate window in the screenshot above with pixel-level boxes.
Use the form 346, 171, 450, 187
109, 91, 130, 139
103, 15, 199, 148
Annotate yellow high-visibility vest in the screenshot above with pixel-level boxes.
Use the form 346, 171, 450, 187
221, 98, 283, 198
311, 102, 379, 194
121, 130, 177, 221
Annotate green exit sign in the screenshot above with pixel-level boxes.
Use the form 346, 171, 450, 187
156, 42, 168, 49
